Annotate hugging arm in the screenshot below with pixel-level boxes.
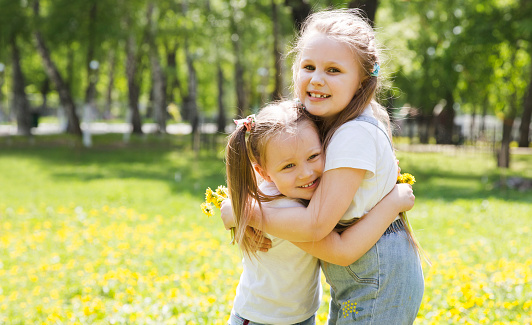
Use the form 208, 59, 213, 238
291, 183, 415, 266
249, 168, 366, 242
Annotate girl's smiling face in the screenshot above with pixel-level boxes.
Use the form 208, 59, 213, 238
255, 121, 323, 200
296, 33, 365, 121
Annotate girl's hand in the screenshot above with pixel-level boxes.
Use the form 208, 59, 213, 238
220, 200, 272, 251
220, 199, 236, 229
389, 183, 415, 212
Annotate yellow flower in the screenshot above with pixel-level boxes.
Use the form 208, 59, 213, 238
215, 185, 229, 199
202, 185, 228, 211
212, 194, 225, 209
205, 188, 215, 204
397, 173, 416, 185
201, 202, 214, 217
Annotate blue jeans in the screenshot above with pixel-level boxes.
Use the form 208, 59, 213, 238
229, 312, 316, 325
322, 220, 424, 324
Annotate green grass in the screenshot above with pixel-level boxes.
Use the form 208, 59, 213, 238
0, 135, 530, 324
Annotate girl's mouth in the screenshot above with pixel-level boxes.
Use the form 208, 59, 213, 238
298, 178, 319, 189
308, 92, 330, 98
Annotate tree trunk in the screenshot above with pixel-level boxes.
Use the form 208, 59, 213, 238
217, 63, 226, 133
271, 0, 282, 101
40, 77, 50, 113
165, 43, 182, 105
66, 47, 74, 93
498, 51, 520, 168
150, 57, 166, 133
418, 113, 431, 144
230, 12, 247, 118
0, 67, 5, 122
284, 0, 311, 30
470, 105, 477, 144
125, 33, 143, 134
84, 2, 98, 118
498, 116, 515, 168
147, 2, 166, 133
348, 0, 379, 26
518, 63, 532, 147
34, 31, 82, 136
11, 34, 32, 136
438, 94, 456, 144
480, 97, 488, 136
33, 0, 82, 136
104, 50, 115, 119
184, 41, 199, 134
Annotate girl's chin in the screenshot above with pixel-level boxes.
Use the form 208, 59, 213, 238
299, 191, 315, 200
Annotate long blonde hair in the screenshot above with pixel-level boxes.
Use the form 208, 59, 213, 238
225, 100, 318, 256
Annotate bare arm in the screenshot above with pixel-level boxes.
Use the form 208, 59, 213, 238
249, 168, 366, 242
292, 183, 414, 266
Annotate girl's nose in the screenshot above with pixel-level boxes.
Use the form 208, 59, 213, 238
299, 164, 313, 179
310, 72, 324, 86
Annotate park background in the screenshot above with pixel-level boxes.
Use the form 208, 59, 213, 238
0, 0, 531, 324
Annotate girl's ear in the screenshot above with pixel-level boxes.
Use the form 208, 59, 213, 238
253, 164, 272, 182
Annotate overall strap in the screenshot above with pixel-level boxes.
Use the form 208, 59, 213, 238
355, 115, 394, 150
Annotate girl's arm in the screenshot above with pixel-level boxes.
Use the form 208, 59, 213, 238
291, 183, 414, 266
249, 167, 366, 242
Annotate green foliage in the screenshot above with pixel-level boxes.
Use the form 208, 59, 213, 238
0, 0, 531, 133
380, 0, 531, 119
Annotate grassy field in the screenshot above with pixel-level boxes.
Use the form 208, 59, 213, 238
0, 135, 531, 324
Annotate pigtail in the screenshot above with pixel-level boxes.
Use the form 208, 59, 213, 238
225, 126, 265, 257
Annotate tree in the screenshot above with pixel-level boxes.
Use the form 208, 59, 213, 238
11, 34, 32, 136
1, 0, 32, 134
33, 0, 82, 136
146, 2, 167, 133
122, 0, 149, 135
83, 0, 99, 123
515, 0, 532, 147
229, 2, 248, 118
285, 0, 311, 30
348, 0, 378, 25
519, 61, 532, 147
271, 0, 283, 100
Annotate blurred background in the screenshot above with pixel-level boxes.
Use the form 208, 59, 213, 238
0, 0, 530, 166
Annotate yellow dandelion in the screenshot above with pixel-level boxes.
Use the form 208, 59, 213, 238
205, 187, 215, 204
215, 185, 229, 199
397, 173, 416, 185
201, 202, 215, 217
212, 194, 225, 209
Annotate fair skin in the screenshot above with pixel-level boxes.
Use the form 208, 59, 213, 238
254, 121, 324, 201
222, 33, 401, 248
298, 32, 365, 121
223, 121, 414, 266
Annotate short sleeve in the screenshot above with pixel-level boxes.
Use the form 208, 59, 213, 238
324, 122, 377, 178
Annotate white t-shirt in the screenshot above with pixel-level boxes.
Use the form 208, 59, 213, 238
324, 106, 398, 223
232, 182, 321, 324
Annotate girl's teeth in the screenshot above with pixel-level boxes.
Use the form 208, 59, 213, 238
309, 93, 329, 98
300, 180, 315, 188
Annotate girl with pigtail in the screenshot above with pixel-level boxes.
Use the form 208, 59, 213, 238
222, 9, 424, 324
224, 100, 415, 325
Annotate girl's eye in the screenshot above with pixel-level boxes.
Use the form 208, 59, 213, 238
283, 163, 295, 170
328, 67, 340, 73
309, 153, 320, 160
303, 65, 315, 71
